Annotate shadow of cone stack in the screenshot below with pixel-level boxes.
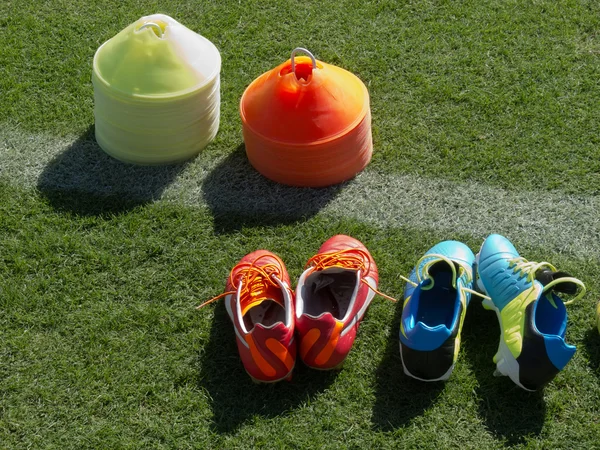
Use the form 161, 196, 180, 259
92, 14, 221, 165
240, 48, 372, 187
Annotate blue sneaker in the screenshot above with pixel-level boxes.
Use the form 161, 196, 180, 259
475, 234, 586, 391
399, 241, 481, 381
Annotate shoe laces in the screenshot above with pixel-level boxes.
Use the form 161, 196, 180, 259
507, 257, 586, 306
400, 253, 490, 301
306, 248, 398, 302
196, 254, 286, 311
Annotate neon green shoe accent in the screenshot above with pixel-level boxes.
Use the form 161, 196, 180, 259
499, 282, 543, 359
506, 257, 586, 306
401, 253, 490, 300
453, 335, 461, 361
400, 295, 410, 339
496, 260, 586, 359
453, 289, 469, 361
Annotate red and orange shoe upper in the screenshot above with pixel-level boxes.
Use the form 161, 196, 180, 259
295, 235, 379, 370
222, 250, 296, 382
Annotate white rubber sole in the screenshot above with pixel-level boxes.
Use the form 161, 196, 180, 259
474, 252, 534, 392
399, 342, 455, 382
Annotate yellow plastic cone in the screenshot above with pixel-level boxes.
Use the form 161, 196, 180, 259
92, 14, 221, 164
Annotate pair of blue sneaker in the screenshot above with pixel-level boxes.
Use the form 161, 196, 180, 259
399, 235, 586, 391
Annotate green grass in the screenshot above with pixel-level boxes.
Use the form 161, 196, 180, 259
2, 0, 600, 192
2, 0, 600, 448
2, 183, 600, 449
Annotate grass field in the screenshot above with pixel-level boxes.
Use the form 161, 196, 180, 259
2, 0, 600, 448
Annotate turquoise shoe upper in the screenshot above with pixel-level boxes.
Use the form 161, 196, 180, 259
476, 234, 578, 388
477, 234, 536, 312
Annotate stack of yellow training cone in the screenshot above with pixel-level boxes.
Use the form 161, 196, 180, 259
92, 14, 221, 165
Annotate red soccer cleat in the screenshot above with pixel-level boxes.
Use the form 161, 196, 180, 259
295, 235, 389, 370
198, 250, 296, 383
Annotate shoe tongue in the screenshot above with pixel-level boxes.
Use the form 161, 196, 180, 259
241, 297, 269, 316
240, 279, 285, 316
535, 269, 578, 295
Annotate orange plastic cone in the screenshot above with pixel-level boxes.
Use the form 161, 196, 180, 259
240, 48, 372, 187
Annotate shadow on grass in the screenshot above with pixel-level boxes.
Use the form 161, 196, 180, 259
462, 299, 546, 446
371, 300, 444, 431
201, 144, 345, 234
582, 327, 600, 377
198, 301, 338, 434
37, 125, 188, 216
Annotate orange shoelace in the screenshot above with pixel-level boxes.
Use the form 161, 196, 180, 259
196, 254, 286, 311
306, 248, 398, 303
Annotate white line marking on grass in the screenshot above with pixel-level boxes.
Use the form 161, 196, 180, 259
1, 125, 599, 257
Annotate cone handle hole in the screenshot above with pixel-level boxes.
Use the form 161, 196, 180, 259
290, 47, 317, 82
294, 63, 313, 81
137, 20, 167, 38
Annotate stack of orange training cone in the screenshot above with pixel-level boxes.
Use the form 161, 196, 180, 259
240, 48, 372, 187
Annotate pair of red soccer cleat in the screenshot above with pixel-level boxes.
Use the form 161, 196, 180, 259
198, 235, 393, 383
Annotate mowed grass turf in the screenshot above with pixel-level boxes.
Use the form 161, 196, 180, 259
2, 0, 600, 448
1, 183, 600, 449
2, 0, 600, 192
